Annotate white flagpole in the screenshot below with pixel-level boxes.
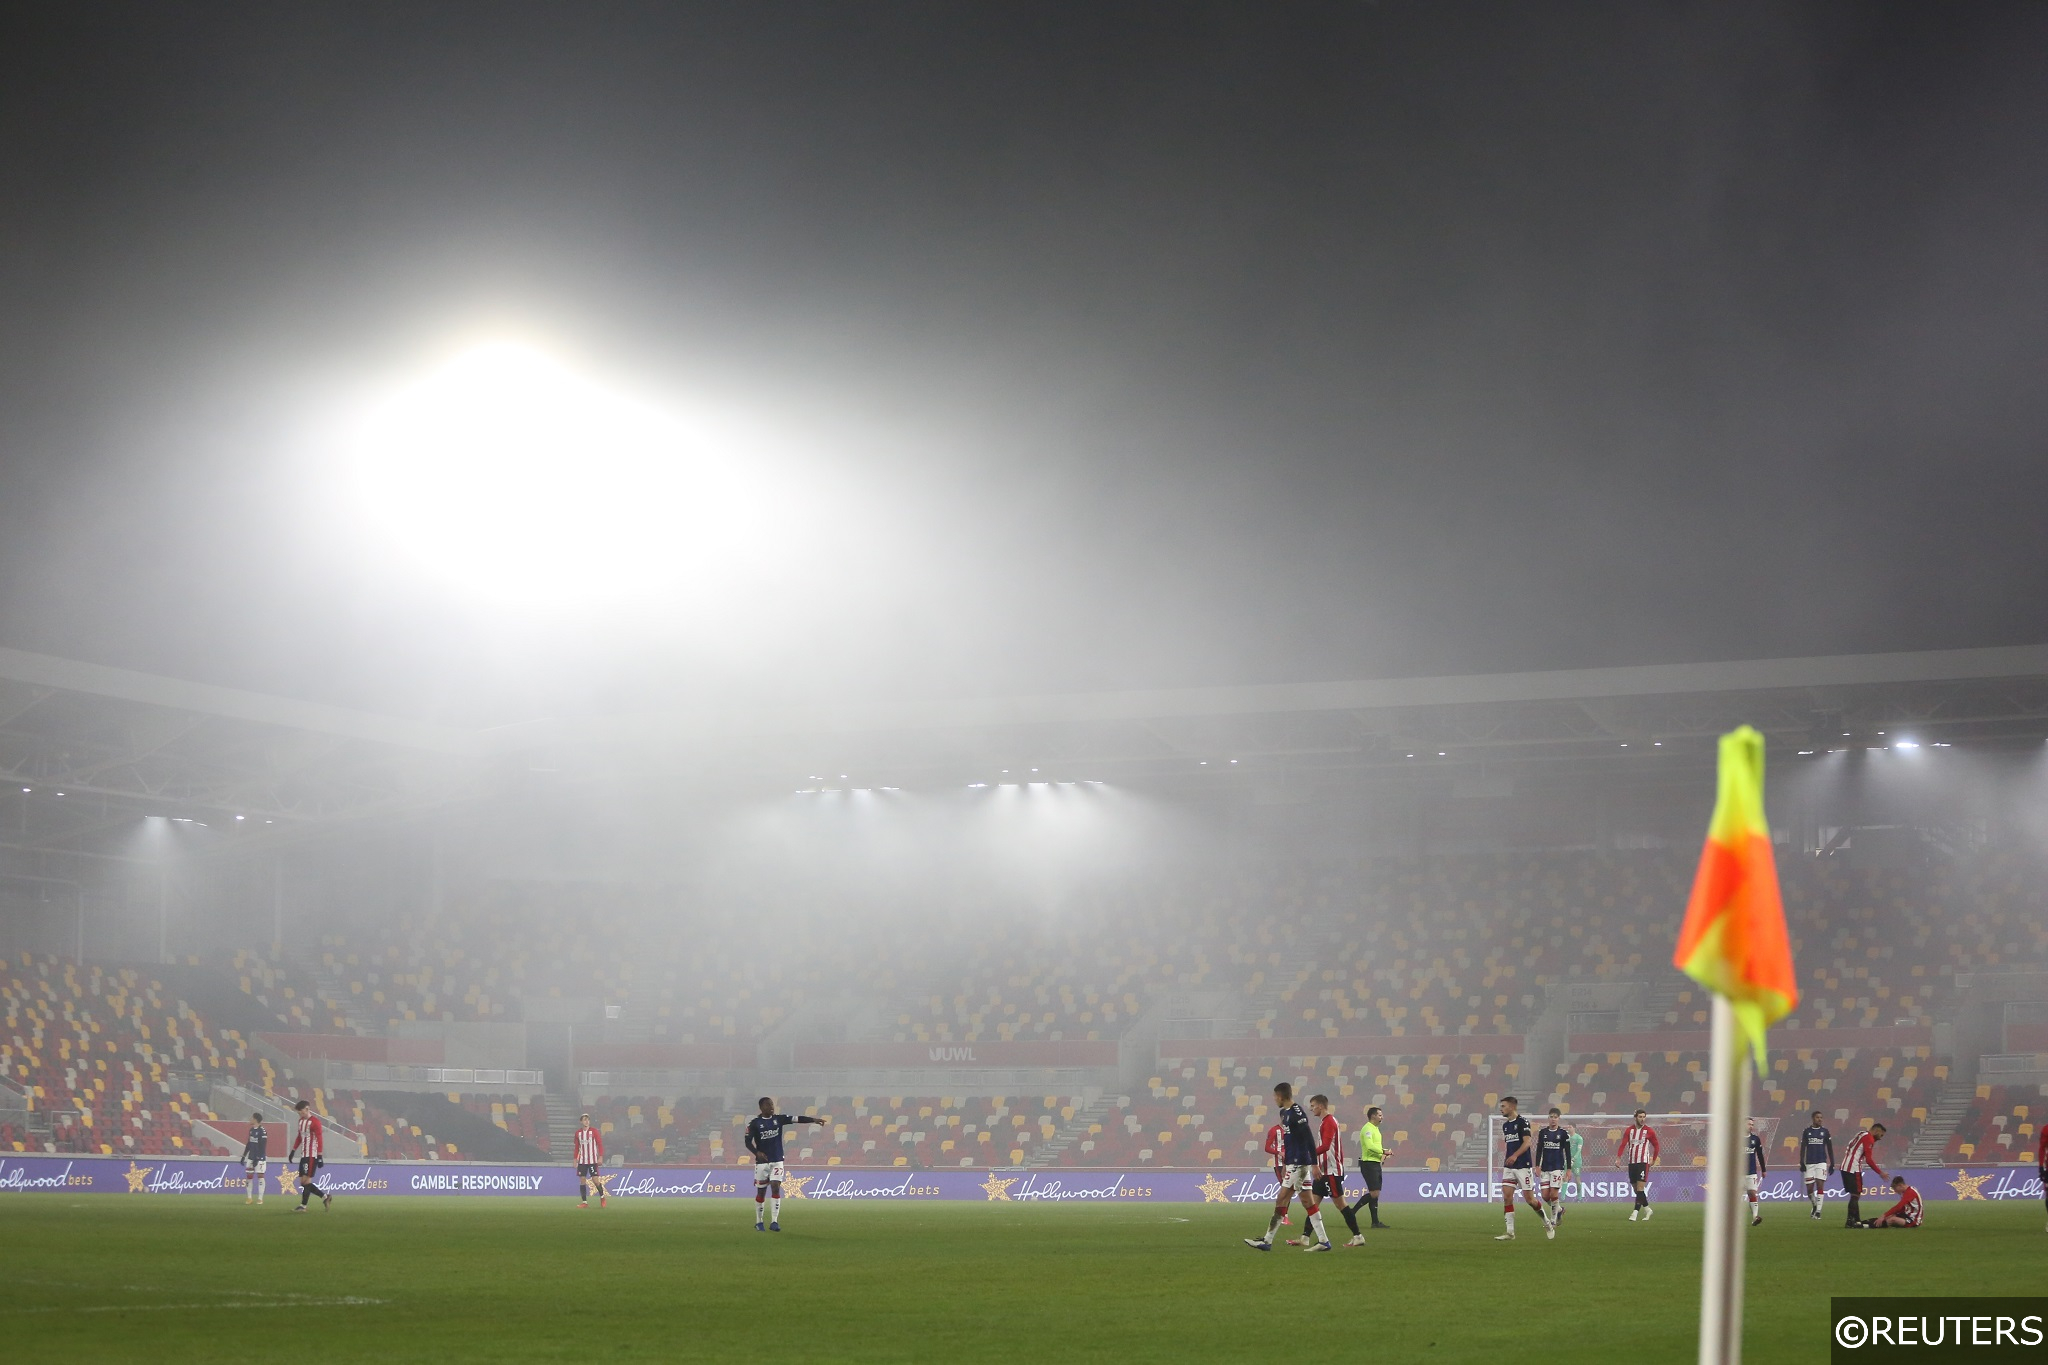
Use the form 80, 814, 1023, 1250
1698, 994, 1754, 1365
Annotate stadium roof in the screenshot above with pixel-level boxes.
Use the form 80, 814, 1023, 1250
5, 641, 2048, 858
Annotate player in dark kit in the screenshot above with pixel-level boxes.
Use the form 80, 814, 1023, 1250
241, 1112, 268, 1205
1495, 1096, 1543, 1240
1798, 1109, 1835, 1220
745, 1097, 825, 1231
1535, 1108, 1571, 1239
1744, 1117, 1766, 1227
1244, 1082, 1332, 1252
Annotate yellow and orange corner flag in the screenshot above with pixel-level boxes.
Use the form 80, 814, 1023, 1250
1673, 725, 1798, 1067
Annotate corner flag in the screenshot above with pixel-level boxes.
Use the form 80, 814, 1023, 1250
1672, 725, 1798, 1067
1676, 725, 1799, 1365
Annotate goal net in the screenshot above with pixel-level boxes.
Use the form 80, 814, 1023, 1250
1485, 1112, 1780, 1192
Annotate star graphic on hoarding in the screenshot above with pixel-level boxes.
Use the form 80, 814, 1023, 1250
783, 1175, 813, 1199
1949, 1169, 1991, 1201
278, 1170, 296, 1195
123, 1161, 153, 1193
1197, 1173, 1237, 1204
981, 1174, 1017, 1202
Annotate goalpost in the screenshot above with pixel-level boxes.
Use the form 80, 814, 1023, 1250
1485, 1112, 1780, 1195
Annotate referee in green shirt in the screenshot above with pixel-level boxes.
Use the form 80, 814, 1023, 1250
1350, 1105, 1389, 1229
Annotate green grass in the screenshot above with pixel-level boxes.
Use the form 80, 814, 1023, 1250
2, 1195, 2041, 1362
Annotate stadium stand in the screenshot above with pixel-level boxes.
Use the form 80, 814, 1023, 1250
5, 848, 2046, 1164
1942, 1084, 2044, 1163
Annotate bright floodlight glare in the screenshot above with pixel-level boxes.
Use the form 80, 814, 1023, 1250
348, 342, 744, 603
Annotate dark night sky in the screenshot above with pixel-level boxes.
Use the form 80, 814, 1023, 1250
1, 1, 2044, 723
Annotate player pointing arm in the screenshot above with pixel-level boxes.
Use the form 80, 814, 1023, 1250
746, 1097, 825, 1232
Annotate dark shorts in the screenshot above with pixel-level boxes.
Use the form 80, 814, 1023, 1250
1313, 1173, 1343, 1201
577, 1163, 601, 1179
1359, 1160, 1383, 1192
1627, 1162, 1649, 1184
1841, 1170, 1863, 1195
297, 1156, 322, 1178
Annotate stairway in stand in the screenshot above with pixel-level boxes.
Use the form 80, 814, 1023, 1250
1903, 1076, 1975, 1166
543, 1093, 579, 1159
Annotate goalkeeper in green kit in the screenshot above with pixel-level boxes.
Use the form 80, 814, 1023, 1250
1558, 1121, 1585, 1223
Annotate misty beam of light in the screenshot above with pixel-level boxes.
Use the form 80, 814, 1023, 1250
344, 341, 758, 605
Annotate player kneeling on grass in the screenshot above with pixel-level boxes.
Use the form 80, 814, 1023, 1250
241, 1111, 268, 1205
1245, 1082, 1332, 1253
1858, 1176, 1921, 1229
574, 1112, 609, 1208
1535, 1108, 1570, 1239
1494, 1096, 1543, 1241
745, 1097, 825, 1232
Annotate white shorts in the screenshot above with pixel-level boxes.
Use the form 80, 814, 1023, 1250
1501, 1168, 1536, 1193
1804, 1163, 1829, 1182
753, 1161, 787, 1185
1280, 1164, 1317, 1193
1540, 1169, 1567, 1192
244, 1159, 268, 1176
1745, 1173, 1761, 1194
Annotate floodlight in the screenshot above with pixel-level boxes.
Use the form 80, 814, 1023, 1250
345, 341, 751, 603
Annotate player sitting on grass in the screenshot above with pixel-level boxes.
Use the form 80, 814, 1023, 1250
1745, 1117, 1766, 1228
1535, 1107, 1571, 1239
1798, 1109, 1834, 1220
2039, 1123, 2047, 1233
745, 1097, 825, 1232
1494, 1096, 1543, 1241
241, 1111, 268, 1205
1619, 1109, 1659, 1221
574, 1112, 608, 1208
1858, 1176, 1921, 1228
1244, 1082, 1332, 1252
1839, 1121, 1887, 1229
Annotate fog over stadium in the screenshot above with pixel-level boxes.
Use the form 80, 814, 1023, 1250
2, 3, 2046, 1354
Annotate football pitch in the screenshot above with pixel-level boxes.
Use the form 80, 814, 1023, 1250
2, 1195, 2040, 1362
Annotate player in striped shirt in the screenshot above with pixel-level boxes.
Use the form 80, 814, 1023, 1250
1859, 1175, 1921, 1228
573, 1113, 608, 1208
286, 1099, 330, 1213
1838, 1121, 1887, 1228
1304, 1094, 1362, 1246
1618, 1109, 1659, 1221
1262, 1121, 1292, 1228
